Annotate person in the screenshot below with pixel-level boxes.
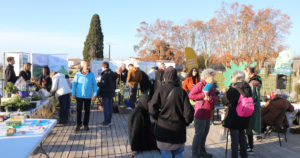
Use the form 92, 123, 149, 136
127, 64, 142, 109
98, 62, 118, 127
245, 67, 262, 153
148, 66, 158, 99
19, 62, 32, 81
140, 70, 151, 94
222, 70, 252, 158
261, 91, 294, 131
4, 57, 18, 89
182, 67, 200, 93
50, 71, 72, 124
154, 63, 166, 92
128, 94, 158, 157
189, 68, 217, 158
120, 64, 128, 83
149, 67, 194, 158
72, 61, 97, 131
40, 66, 52, 91
179, 67, 188, 82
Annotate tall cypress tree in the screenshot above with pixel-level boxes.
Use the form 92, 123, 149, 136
83, 14, 104, 61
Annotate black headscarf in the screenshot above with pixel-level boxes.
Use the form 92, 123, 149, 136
163, 67, 178, 81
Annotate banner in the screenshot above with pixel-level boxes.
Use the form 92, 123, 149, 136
184, 47, 198, 71
274, 50, 293, 75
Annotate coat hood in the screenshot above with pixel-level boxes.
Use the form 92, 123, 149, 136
136, 94, 149, 111
163, 67, 178, 81
231, 81, 252, 97
53, 73, 65, 79
249, 75, 262, 87
132, 67, 140, 72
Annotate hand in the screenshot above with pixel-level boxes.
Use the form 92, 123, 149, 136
92, 96, 97, 100
72, 96, 76, 100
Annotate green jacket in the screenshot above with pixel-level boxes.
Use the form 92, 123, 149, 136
246, 75, 262, 135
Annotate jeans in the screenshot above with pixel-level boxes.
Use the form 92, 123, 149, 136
247, 134, 253, 149
76, 98, 91, 126
102, 97, 113, 124
142, 89, 149, 95
129, 86, 138, 108
192, 119, 210, 156
58, 94, 71, 122
230, 129, 248, 158
160, 146, 184, 158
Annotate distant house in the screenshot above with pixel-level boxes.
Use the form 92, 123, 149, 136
68, 58, 82, 68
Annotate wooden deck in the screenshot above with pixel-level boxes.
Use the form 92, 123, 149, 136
30, 107, 300, 158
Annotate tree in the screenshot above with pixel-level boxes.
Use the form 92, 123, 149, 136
83, 14, 104, 61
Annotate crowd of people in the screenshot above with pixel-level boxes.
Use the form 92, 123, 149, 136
4, 56, 296, 158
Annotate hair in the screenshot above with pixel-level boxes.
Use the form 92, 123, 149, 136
23, 62, 32, 71
201, 68, 216, 80
7, 57, 14, 62
160, 63, 166, 69
128, 64, 134, 67
50, 71, 57, 78
232, 70, 245, 82
43, 66, 50, 76
102, 62, 109, 69
182, 67, 187, 73
187, 67, 199, 78
65, 75, 70, 79
247, 67, 256, 74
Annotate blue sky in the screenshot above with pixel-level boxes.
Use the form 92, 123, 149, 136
0, 0, 299, 59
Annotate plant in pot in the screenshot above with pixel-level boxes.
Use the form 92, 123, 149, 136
5, 82, 18, 98
16, 99, 31, 111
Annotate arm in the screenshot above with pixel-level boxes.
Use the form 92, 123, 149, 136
127, 70, 132, 82
92, 74, 97, 97
183, 91, 195, 125
50, 78, 58, 94
182, 79, 189, 91
209, 90, 218, 104
148, 89, 161, 120
188, 83, 205, 101
128, 112, 144, 151
72, 74, 78, 96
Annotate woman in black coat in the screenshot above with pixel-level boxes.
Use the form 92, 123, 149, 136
128, 94, 157, 157
222, 70, 252, 158
19, 62, 32, 81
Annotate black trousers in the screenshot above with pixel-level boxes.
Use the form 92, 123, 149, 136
76, 98, 91, 126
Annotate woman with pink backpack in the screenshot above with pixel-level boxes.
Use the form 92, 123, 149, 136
222, 70, 253, 158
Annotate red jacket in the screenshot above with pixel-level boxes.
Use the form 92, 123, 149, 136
182, 76, 199, 92
189, 80, 218, 119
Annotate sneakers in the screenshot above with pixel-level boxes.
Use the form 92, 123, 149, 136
247, 148, 254, 154
84, 126, 89, 130
100, 122, 111, 128
75, 125, 82, 131
199, 152, 213, 158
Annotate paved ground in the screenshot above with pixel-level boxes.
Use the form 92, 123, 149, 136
30, 108, 300, 158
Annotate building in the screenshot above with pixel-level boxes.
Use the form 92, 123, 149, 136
68, 58, 82, 68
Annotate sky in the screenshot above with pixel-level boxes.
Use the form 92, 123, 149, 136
0, 0, 299, 60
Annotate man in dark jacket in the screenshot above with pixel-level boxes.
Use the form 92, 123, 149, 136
128, 94, 158, 157
98, 62, 118, 127
222, 70, 252, 158
4, 57, 18, 89
149, 67, 194, 158
140, 71, 151, 94
154, 63, 166, 92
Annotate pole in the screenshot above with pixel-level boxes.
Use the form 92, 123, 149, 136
109, 44, 111, 61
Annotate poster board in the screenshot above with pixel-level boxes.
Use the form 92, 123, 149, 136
273, 50, 293, 75
184, 47, 198, 71
32, 53, 68, 78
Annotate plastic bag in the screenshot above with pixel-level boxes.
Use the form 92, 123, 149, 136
39, 88, 51, 99
15, 77, 28, 91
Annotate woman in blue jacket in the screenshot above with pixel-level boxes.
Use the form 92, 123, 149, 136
72, 61, 97, 131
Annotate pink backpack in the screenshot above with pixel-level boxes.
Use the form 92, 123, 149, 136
236, 95, 254, 117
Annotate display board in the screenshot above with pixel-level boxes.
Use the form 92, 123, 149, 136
274, 50, 293, 75
184, 47, 198, 71
32, 53, 68, 78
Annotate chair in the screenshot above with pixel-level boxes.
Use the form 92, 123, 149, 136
264, 109, 287, 146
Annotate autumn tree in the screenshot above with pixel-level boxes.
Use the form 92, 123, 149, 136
83, 14, 104, 62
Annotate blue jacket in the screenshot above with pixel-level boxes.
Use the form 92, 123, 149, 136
72, 71, 97, 99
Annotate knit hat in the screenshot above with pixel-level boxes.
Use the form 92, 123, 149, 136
163, 66, 178, 81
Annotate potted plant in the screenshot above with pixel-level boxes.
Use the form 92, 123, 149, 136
5, 82, 18, 98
